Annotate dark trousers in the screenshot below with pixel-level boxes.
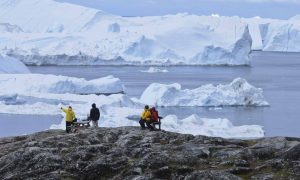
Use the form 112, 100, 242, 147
139, 119, 154, 130
66, 121, 73, 133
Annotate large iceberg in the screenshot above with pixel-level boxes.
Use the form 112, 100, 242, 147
0, 0, 113, 33
0, 54, 30, 74
259, 22, 300, 52
244, 16, 300, 52
1, 0, 300, 66
140, 78, 269, 107
0, 0, 252, 65
0, 74, 123, 94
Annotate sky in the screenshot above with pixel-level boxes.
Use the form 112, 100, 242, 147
57, 0, 300, 19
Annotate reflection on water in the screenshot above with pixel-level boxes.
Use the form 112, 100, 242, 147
1, 51, 300, 137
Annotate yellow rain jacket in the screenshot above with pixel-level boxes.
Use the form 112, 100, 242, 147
61, 108, 76, 122
141, 109, 151, 121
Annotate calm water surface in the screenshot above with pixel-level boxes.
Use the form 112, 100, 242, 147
1, 51, 300, 137
0, 114, 61, 137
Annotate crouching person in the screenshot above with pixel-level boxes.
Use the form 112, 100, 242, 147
61, 106, 76, 133
139, 105, 154, 130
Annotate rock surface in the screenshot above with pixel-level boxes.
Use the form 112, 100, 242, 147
0, 127, 299, 179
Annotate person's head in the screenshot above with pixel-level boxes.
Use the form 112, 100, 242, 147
68, 106, 72, 111
151, 107, 156, 111
144, 105, 149, 110
92, 103, 96, 108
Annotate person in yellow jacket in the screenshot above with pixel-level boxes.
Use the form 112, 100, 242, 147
139, 105, 154, 130
61, 106, 76, 133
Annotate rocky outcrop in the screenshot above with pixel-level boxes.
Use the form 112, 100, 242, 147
0, 127, 299, 179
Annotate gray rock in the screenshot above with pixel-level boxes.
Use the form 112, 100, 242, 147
251, 173, 274, 180
0, 127, 299, 179
184, 170, 241, 180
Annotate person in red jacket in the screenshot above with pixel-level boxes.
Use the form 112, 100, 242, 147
150, 107, 159, 123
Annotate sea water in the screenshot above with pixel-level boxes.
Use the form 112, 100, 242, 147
1, 51, 300, 137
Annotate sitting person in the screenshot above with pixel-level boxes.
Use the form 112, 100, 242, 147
150, 107, 163, 130
150, 107, 160, 122
61, 106, 76, 133
139, 105, 154, 130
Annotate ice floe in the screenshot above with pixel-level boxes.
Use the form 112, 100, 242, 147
140, 67, 169, 73
162, 114, 264, 138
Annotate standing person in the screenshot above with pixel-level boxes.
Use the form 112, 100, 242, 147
139, 105, 154, 130
90, 103, 100, 127
61, 106, 76, 133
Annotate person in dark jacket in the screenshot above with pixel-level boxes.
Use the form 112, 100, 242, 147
90, 103, 100, 127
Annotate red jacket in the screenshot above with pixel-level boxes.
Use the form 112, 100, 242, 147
151, 109, 159, 122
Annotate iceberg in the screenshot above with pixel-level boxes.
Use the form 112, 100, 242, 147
140, 67, 169, 73
162, 114, 264, 138
244, 16, 300, 52
260, 22, 300, 52
0, 74, 123, 94
0, 0, 252, 65
0, 0, 114, 33
1, 0, 300, 65
0, 93, 137, 115
0, 73, 133, 116
0, 54, 30, 74
140, 78, 269, 107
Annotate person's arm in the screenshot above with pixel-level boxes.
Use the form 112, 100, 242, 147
90, 109, 93, 119
61, 107, 67, 113
141, 111, 145, 119
156, 110, 163, 119
72, 112, 76, 119
96, 109, 100, 120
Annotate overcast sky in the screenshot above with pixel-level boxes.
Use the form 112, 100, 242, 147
57, 0, 300, 19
